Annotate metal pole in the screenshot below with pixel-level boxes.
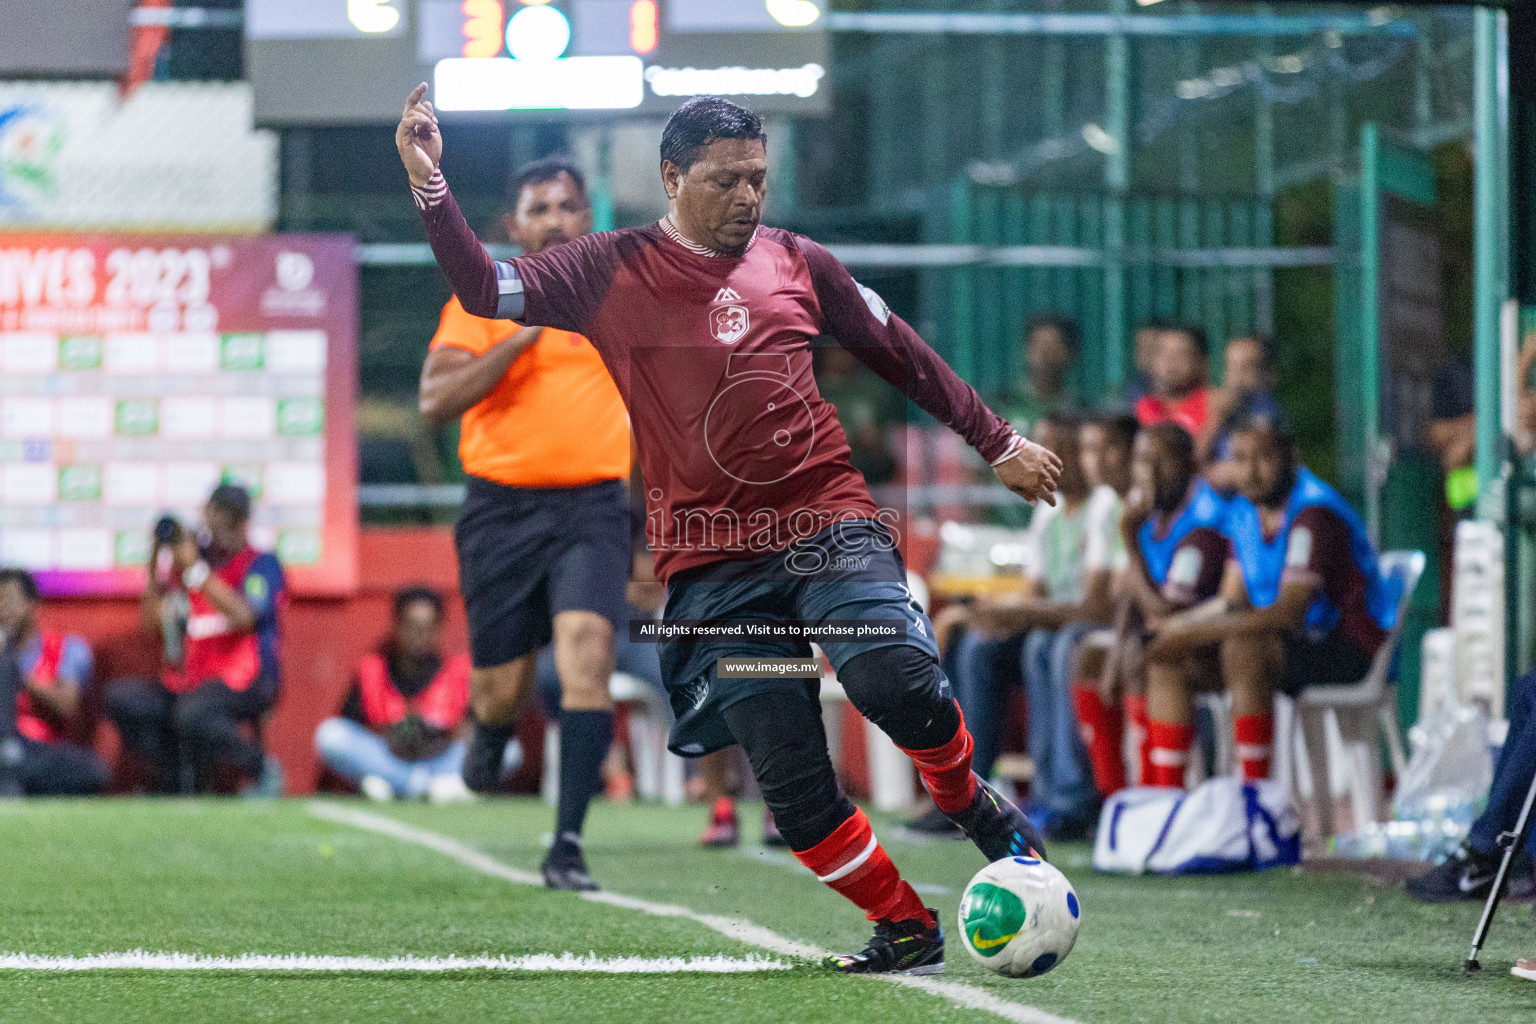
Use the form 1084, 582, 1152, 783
1103, 0, 1130, 392
1360, 123, 1382, 545
1473, 6, 1508, 506
1254, 4, 1276, 338
591, 125, 615, 233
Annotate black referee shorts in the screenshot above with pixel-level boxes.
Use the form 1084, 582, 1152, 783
455, 475, 630, 669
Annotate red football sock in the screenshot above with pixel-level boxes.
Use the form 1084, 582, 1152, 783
1146, 718, 1194, 788
1125, 695, 1150, 786
793, 809, 932, 925
1234, 713, 1275, 781
1072, 684, 1125, 795
899, 703, 977, 814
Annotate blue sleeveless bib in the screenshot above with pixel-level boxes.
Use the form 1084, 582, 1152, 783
1223, 468, 1396, 635
1136, 479, 1228, 586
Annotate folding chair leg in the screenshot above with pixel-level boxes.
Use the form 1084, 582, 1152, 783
1379, 703, 1408, 780
1299, 705, 1335, 838
1337, 708, 1385, 828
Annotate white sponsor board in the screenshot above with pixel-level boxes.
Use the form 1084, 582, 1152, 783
0, 83, 277, 232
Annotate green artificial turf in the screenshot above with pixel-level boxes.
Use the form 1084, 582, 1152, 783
0, 798, 1532, 1023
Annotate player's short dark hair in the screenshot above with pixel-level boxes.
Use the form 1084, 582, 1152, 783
1137, 316, 1179, 334
507, 155, 587, 209
1229, 411, 1295, 452
1025, 312, 1080, 356
393, 585, 444, 620
661, 96, 767, 174
1164, 323, 1209, 358
207, 483, 251, 524
1228, 333, 1276, 367
1091, 412, 1139, 451
1145, 421, 1197, 476
0, 567, 39, 603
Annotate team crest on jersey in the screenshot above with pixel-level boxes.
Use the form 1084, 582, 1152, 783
711, 304, 750, 344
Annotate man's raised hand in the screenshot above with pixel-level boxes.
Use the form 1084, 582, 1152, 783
992, 437, 1064, 506
396, 83, 442, 187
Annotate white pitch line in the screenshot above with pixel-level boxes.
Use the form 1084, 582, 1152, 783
308, 802, 1084, 1024
0, 951, 788, 974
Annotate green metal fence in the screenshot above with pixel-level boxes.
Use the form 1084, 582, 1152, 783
922, 182, 1287, 407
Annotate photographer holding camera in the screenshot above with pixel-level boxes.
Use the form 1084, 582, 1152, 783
104, 484, 286, 795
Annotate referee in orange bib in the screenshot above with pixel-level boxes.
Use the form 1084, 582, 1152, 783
418, 156, 631, 891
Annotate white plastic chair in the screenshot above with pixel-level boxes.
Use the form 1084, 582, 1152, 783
1286, 549, 1424, 838
541, 672, 684, 807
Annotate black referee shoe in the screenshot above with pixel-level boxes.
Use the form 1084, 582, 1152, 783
948, 775, 1048, 863
824, 912, 944, 976
541, 836, 599, 893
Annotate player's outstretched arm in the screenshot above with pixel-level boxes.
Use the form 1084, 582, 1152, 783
796, 236, 1061, 502
396, 85, 503, 318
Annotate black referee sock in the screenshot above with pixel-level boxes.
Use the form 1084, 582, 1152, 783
555, 709, 614, 846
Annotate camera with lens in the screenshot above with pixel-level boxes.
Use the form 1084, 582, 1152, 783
153, 514, 185, 547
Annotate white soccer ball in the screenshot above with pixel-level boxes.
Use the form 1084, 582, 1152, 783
957, 856, 1080, 978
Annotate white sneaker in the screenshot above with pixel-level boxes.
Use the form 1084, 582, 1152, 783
428, 773, 477, 805
360, 774, 395, 802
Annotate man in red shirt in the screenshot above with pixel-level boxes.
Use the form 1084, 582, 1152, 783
398, 87, 1062, 975
1134, 323, 1213, 443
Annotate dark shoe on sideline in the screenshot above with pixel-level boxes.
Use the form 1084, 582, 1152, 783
824, 911, 945, 975
1405, 842, 1532, 903
1042, 802, 1100, 844
904, 805, 964, 838
948, 775, 1048, 862
541, 835, 599, 892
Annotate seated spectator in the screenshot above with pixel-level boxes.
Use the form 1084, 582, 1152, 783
997, 313, 1080, 439
1074, 424, 1229, 793
315, 587, 474, 803
814, 342, 903, 487
1205, 335, 1284, 492
0, 569, 108, 795
105, 484, 286, 796
1142, 417, 1394, 786
920, 413, 1115, 840
1427, 349, 1478, 517
1135, 324, 1213, 444
1126, 318, 1174, 406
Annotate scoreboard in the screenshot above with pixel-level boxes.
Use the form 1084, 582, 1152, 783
246, 0, 828, 123
0, 235, 358, 597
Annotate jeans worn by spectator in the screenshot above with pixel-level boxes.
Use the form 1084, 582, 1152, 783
314, 716, 467, 798
1021, 623, 1099, 817
1469, 669, 1536, 857
947, 629, 1025, 782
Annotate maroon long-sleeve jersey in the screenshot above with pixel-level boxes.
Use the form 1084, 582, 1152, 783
413, 171, 1023, 581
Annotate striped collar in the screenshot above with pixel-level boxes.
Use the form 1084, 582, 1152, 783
658, 217, 757, 257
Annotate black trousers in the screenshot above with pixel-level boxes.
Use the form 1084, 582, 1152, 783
105, 677, 272, 793
19, 737, 109, 796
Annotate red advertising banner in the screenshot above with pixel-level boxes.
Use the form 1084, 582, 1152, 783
0, 233, 358, 596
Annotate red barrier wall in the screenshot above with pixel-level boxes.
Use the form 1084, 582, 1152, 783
38, 528, 474, 795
